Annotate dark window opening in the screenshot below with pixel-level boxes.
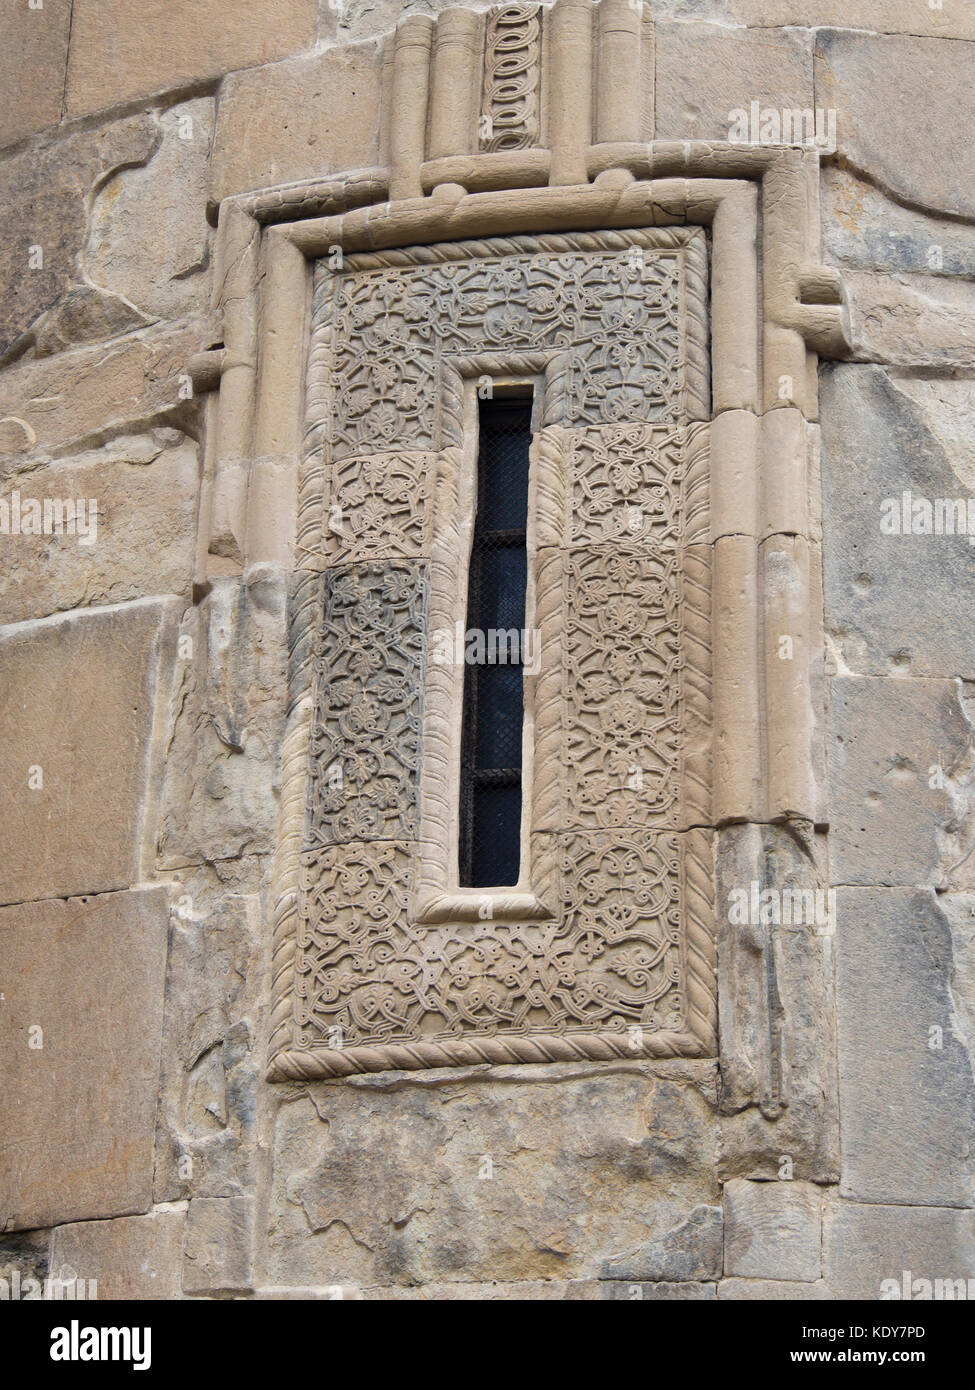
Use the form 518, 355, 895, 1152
458, 395, 532, 888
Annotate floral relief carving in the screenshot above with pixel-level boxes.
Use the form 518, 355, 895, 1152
324, 451, 437, 563
561, 546, 682, 831
566, 423, 687, 549
276, 230, 714, 1076
326, 242, 687, 458
305, 562, 427, 847
294, 830, 687, 1053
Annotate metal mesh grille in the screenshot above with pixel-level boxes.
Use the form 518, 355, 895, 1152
458, 396, 532, 888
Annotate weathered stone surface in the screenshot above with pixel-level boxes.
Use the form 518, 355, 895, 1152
940, 894, 975, 1047
0, 598, 179, 905
64, 0, 319, 118
716, 823, 839, 1182
266, 1067, 720, 1288
0, 1228, 50, 1289
0, 887, 169, 1231
845, 270, 975, 368
725, 0, 973, 38
829, 677, 970, 890
821, 366, 975, 680
154, 862, 264, 1203
835, 888, 975, 1208
815, 31, 975, 220
599, 1206, 723, 1282
0, 0, 72, 148
824, 1200, 975, 1299
87, 99, 214, 324
0, 320, 207, 460
0, 115, 159, 359
0, 431, 197, 626
209, 43, 381, 205
51, 1210, 185, 1300
718, 1277, 831, 1300
183, 1196, 254, 1293
156, 580, 286, 868
823, 168, 975, 281
724, 1179, 822, 1282
655, 21, 812, 143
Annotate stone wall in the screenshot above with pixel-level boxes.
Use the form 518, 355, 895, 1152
1, 0, 973, 1301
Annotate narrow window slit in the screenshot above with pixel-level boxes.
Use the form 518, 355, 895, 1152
458, 394, 533, 889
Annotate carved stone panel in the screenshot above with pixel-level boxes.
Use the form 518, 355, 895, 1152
272, 227, 715, 1078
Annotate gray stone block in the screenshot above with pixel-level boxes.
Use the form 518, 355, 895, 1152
825, 1200, 975, 1299
724, 1179, 823, 1281
822, 366, 975, 678
835, 888, 975, 1207
828, 676, 970, 888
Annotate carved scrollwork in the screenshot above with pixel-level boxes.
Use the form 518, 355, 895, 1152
272, 229, 716, 1078
481, 4, 542, 153
294, 829, 688, 1055
305, 562, 427, 847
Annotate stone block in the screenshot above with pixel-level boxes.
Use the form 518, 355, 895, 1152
0, 431, 197, 627
725, 0, 973, 39
154, 864, 264, 1203
724, 1179, 822, 1281
0, 115, 158, 360
823, 168, 975, 281
0, 886, 169, 1231
0, 598, 178, 905
64, 0, 319, 118
822, 365, 975, 680
209, 43, 381, 205
835, 888, 975, 1208
718, 1278, 831, 1300
655, 21, 812, 143
717, 825, 839, 1183
599, 1206, 723, 1282
51, 1210, 185, 1300
183, 1196, 254, 1293
815, 31, 975, 220
156, 581, 286, 868
266, 1067, 720, 1288
844, 270, 975, 368
824, 1200, 975, 1299
0, 320, 208, 461
828, 677, 970, 889
86, 98, 214, 325
0, 0, 72, 148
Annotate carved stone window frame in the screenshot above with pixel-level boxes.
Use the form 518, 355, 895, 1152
187, 8, 850, 1084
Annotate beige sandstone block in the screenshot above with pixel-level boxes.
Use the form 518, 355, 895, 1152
0, 115, 158, 359
0, 0, 72, 148
64, 0, 319, 117
86, 99, 215, 324
209, 44, 381, 205
727, 0, 974, 39
0, 432, 198, 627
51, 1210, 185, 1300
0, 887, 169, 1231
844, 270, 975, 368
183, 1196, 254, 1293
266, 1070, 719, 1288
816, 31, 975, 220
655, 21, 813, 143
0, 598, 178, 905
724, 1178, 823, 1282
0, 320, 208, 460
